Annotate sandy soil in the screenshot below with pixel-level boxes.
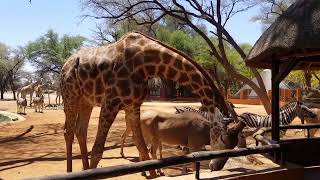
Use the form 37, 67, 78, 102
0, 93, 308, 180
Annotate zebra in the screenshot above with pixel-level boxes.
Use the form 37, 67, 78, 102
239, 101, 317, 128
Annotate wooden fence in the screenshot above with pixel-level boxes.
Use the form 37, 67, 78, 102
227, 88, 303, 105
25, 125, 320, 180
25, 145, 281, 180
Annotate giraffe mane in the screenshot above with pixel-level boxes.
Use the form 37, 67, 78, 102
133, 31, 226, 113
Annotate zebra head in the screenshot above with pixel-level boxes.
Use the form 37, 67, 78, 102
296, 101, 317, 122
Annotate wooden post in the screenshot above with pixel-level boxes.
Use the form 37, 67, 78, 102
296, 88, 302, 101
271, 61, 280, 142
240, 89, 247, 99
195, 161, 200, 179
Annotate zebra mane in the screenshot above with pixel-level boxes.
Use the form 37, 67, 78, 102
175, 106, 211, 122
280, 101, 297, 110
175, 106, 234, 125
239, 100, 301, 128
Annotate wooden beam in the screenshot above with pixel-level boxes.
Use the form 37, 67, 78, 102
274, 59, 299, 84
272, 61, 280, 142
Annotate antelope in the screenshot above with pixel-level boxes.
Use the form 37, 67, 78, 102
120, 108, 239, 173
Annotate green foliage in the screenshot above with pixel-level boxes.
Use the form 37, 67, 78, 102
25, 29, 86, 74
252, 0, 295, 30
167, 31, 195, 56
0, 42, 25, 99
227, 43, 254, 78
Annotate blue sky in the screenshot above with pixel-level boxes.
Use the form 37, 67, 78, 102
0, 0, 263, 48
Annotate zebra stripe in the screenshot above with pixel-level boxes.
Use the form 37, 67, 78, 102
175, 106, 212, 121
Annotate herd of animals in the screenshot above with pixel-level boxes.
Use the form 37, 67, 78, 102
12, 32, 320, 177
15, 80, 62, 114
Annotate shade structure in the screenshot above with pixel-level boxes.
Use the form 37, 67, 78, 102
245, 0, 320, 69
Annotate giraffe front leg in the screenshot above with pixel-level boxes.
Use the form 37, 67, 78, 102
76, 104, 93, 170
90, 102, 119, 169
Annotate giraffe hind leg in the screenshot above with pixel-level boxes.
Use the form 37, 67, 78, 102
124, 106, 157, 178
63, 101, 78, 172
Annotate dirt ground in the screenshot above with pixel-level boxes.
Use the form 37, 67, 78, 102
0, 93, 308, 180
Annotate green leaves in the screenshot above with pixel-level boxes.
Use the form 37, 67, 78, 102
25, 29, 86, 74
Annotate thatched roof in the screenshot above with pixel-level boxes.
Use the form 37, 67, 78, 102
245, 0, 320, 69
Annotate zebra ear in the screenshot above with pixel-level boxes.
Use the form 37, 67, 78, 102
297, 100, 302, 105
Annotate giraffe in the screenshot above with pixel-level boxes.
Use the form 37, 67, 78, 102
55, 88, 62, 105
60, 32, 233, 175
34, 83, 46, 97
17, 81, 39, 106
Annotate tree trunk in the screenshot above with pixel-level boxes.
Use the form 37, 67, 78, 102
0, 89, 4, 100
304, 70, 312, 88
225, 63, 272, 114
12, 90, 16, 100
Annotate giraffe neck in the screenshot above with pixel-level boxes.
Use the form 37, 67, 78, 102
123, 33, 218, 114
135, 32, 228, 114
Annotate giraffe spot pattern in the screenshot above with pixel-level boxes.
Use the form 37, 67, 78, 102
144, 49, 161, 64
166, 67, 177, 79
117, 66, 130, 78
198, 89, 205, 97
157, 65, 166, 77
95, 77, 104, 95
89, 65, 99, 79
110, 98, 122, 108
133, 54, 143, 68
123, 98, 133, 105
130, 73, 144, 84
145, 65, 156, 77
204, 88, 212, 97
84, 81, 94, 94
184, 63, 194, 72
191, 73, 201, 82
117, 80, 131, 96
178, 73, 189, 84
173, 58, 183, 69
98, 62, 110, 72
124, 46, 139, 59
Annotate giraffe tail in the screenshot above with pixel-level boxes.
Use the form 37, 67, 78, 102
73, 57, 83, 95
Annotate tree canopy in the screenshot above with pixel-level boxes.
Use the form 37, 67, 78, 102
25, 29, 86, 74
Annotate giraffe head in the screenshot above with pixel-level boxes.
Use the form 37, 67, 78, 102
209, 109, 245, 171
210, 108, 240, 149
